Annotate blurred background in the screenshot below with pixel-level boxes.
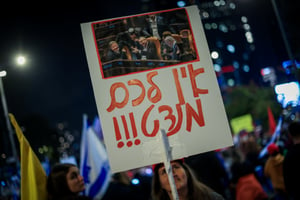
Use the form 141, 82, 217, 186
0, 0, 299, 199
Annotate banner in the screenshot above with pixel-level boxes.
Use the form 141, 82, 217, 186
81, 6, 233, 172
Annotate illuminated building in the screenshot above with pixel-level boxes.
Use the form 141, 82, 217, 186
192, 0, 256, 88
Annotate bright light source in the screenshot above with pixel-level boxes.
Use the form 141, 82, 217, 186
261, 67, 271, 76
202, 11, 209, 18
145, 168, 152, 175
131, 178, 140, 185
16, 56, 26, 66
245, 31, 254, 43
214, 0, 220, 6
1, 181, 6, 187
227, 79, 235, 86
211, 23, 218, 29
0, 70, 7, 78
219, 24, 228, 33
229, 2, 236, 9
211, 51, 219, 59
233, 61, 239, 69
177, 1, 186, 7
214, 64, 221, 72
227, 44, 235, 53
241, 16, 248, 23
243, 65, 250, 72
243, 24, 250, 31
274, 82, 300, 108
220, 0, 226, 6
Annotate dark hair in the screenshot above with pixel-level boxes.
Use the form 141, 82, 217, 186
162, 31, 172, 38
47, 163, 77, 200
152, 160, 215, 200
288, 121, 300, 137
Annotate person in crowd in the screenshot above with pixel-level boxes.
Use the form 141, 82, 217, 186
138, 36, 159, 60
47, 163, 90, 200
102, 172, 146, 200
283, 121, 300, 200
231, 161, 268, 200
264, 143, 287, 200
106, 41, 127, 61
127, 29, 142, 60
163, 36, 181, 60
152, 159, 224, 200
146, 15, 161, 40
116, 31, 142, 60
160, 31, 173, 60
185, 151, 229, 198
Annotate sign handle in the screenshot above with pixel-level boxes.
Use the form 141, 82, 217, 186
160, 129, 179, 200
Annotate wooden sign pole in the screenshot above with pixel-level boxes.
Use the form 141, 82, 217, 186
160, 129, 179, 200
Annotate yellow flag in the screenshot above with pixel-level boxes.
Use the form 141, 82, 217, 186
9, 114, 47, 200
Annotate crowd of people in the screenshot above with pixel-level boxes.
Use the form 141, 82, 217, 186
1, 111, 299, 200
105, 29, 196, 63
1, 117, 299, 200
100, 12, 197, 64
42, 119, 300, 200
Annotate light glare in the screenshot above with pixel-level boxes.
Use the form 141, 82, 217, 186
131, 178, 140, 185
227, 44, 235, 53
214, 64, 221, 72
227, 79, 235, 86
177, 1, 186, 7
211, 51, 219, 59
0, 70, 7, 77
16, 56, 26, 66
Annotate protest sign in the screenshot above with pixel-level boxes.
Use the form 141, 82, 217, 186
230, 114, 254, 135
81, 5, 233, 172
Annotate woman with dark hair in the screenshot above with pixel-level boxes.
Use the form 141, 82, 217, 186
152, 159, 224, 200
47, 163, 91, 200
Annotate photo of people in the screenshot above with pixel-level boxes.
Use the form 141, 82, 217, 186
92, 8, 198, 78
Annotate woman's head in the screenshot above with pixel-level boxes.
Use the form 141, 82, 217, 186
47, 163, 85, 199
158, 160, 188, 191
152, 159, 214, 200
152, 160, 192, 199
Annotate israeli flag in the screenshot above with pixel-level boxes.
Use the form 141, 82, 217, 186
258, 116, 282, 158
80, 115, 111, 199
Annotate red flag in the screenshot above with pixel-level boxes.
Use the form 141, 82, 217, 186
268, 106, 276, 135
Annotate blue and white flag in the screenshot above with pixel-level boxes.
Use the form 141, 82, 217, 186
80, 115, 111, 199
92, 116, 104, 141
258, 116, 283, 158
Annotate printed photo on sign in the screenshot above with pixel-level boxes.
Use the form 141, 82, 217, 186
92, 8, 199, 78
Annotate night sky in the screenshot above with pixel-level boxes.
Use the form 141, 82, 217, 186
0, 1, 150, 132
0, 0, 298, 134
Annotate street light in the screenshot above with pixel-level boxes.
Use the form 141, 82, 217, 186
16, 55, 26, 66
0, 55, 26, 164
0, 70, 18, 164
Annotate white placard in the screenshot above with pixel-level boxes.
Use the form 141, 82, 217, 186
81, 6, 233, 172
